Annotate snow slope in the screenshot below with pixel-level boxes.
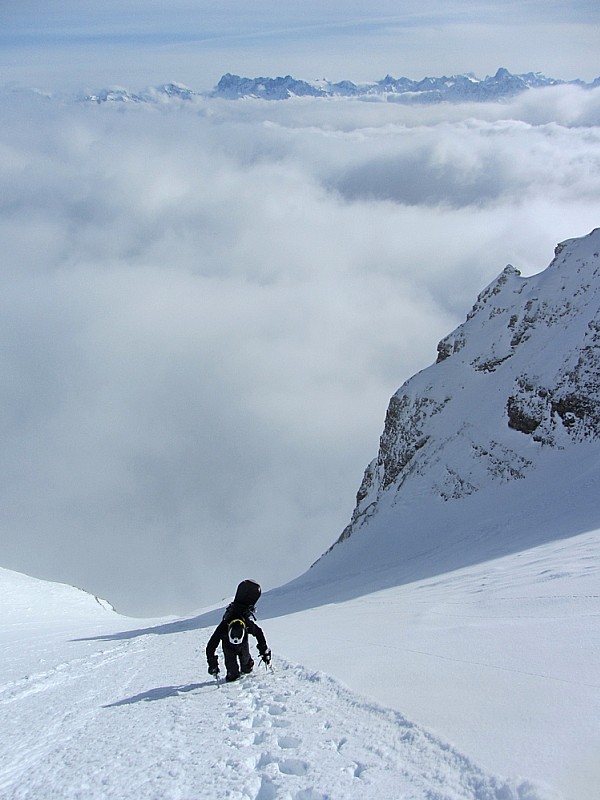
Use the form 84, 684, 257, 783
251, 231, 600, 800
2, 523, 598, 800
0, 568, 550, 800
252, 435, 599, 800
265, 528, 600, 800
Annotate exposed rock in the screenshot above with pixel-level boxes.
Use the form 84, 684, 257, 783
331, 229, 600, 549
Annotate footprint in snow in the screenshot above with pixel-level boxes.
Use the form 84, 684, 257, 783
254, 775, 277, 800
271, 717, 291, 728
277, 758, 309, 776
253, 730, 271, 745
277, 735, 300, 750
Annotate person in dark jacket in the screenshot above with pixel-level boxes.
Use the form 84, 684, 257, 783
206, 616, 271, 682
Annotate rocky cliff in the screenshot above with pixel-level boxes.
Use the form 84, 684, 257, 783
334, 229, 600, 549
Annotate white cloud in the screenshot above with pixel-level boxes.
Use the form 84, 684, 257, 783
1, 88, 600, 614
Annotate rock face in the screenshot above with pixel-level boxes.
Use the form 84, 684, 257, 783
335, 229, 600, 547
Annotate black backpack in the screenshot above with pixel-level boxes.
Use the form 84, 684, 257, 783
222, 579, 262, 624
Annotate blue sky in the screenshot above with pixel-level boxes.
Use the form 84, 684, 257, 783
1, 1, 599, 90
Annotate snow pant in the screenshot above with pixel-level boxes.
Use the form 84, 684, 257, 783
223, 640, 254, 681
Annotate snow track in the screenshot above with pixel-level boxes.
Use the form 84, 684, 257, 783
0, 618, 551, 800
192, 663, 542, 800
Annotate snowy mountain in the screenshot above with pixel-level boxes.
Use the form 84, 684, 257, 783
82, 82, 200, 104
76, 68, 600, 105
211, 68, 596, 102
330, 228, 600, 550
257, 229, 600, 799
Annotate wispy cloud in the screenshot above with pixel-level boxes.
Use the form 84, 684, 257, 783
1, 1, 599, 90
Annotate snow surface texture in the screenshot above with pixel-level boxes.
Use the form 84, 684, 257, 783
265, 527, 600, 800
2, 518, 599, 800
0, 567, 562, 800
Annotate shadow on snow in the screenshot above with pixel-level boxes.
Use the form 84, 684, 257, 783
104, 681, 215, 707
76, 466, 600, 646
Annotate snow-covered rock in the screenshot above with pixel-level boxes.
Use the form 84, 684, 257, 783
332, 228, 600, 546
213, 73, 325, 100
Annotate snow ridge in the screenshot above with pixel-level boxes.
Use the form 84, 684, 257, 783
335, 229, 600, 546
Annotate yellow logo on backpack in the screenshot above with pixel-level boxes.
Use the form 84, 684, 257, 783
227, 618, 246, 645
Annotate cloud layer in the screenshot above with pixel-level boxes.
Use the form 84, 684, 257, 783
1, 86, 600, 614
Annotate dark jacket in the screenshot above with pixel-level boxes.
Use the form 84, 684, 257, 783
206, 618, 268, 666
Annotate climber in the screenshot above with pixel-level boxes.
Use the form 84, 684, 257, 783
205, 580, 271, 682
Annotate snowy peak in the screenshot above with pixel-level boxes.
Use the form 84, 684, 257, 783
213, 73, 325, 100
211, 68, 595, 102
73, 68, 600, 105
337, 229, 600, 543
450, 230, 600, 443
82, 82, 200, 104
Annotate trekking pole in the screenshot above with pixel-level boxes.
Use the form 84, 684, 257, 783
215, 671, 222, 688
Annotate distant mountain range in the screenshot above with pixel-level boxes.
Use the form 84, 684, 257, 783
79, 68, 600, 105
212, 68, 600, 102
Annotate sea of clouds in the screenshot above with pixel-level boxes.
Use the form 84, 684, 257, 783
1, 83, 600, 615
